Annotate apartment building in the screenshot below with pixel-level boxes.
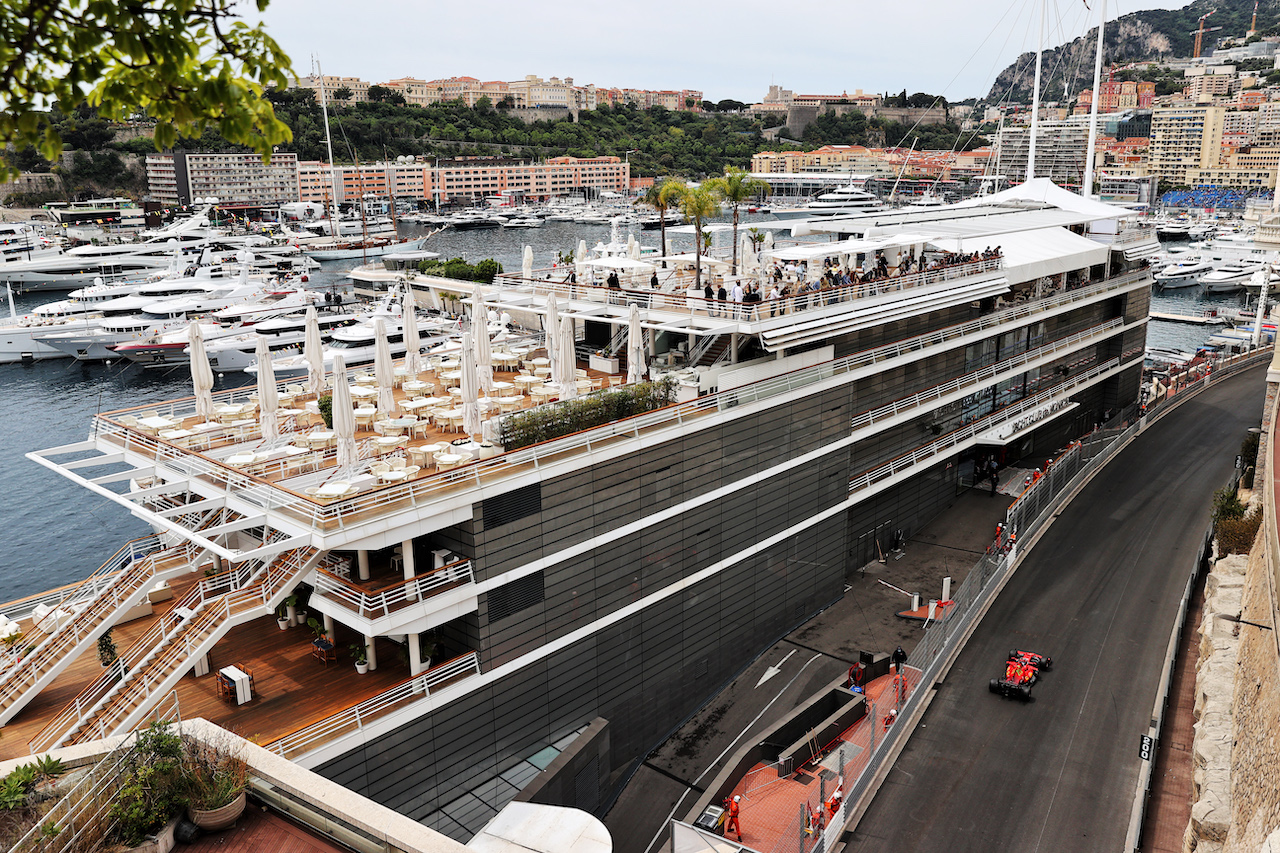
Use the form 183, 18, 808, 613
1148, 104, 1226, 184
145, 152, 300, 208
291, 75, 371, 104
295, 157, 631, 207
1073, 80, 1155, 114
995, 118, 1093, 186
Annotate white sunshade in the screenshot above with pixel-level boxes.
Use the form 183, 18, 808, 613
584, 256, 656, 271
650, 254, 730, 269
933, 226, 1109, 283
304, 306, 324, 396
189, 322, 215, 421
332, 355, 356, 470
374, 318, 396, 415
255, 336, 280, 441
765, 234, 938, 263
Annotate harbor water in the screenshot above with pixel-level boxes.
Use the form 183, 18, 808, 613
0, 218, 1232, 600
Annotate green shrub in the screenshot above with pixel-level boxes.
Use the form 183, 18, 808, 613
1216, 513, 1262, 555
1212, 486, 1246, 524
417, 257, 504, 284
499, 377, 677, 451
109, 721, 186, 846
317, 393, 333, 429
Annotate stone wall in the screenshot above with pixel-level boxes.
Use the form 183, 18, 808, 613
1186, 551, 1246, 851
783, 103, 950, 137
1223, 532, 1280, 851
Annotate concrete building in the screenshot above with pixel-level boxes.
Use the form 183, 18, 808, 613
1148, 104, 1226, 184
145, 152, 300, 209
995, 117, 1094, 186
291, 74, 371, 104
1074, 80, 1156, 114
295, 156, 631, 207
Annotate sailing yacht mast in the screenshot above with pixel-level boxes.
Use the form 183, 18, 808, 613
315, 59, 342, 242
1082, 0, 1108, 198
1028, 0, 1046, 180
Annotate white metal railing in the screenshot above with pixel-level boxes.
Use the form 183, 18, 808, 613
85, 270, 1150, 532
264, 650, 482, 761
849, 356, 1130, 494
314, 559, 474, 621
849, 319, 1122, 432
492, 257, 1004, 321
31, 538, 314, 752
0, 540, 192, 722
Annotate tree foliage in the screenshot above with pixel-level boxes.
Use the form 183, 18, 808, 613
0, 0, 294, 179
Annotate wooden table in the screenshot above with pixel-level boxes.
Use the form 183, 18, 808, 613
220, 665, 253, 704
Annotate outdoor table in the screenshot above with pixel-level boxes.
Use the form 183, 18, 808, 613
530, 357, 550, 370
435, 452, 464, 470
492, 381, 517, 397
492, 353, 520, 370
158, 428, 194, 442
403, 380, 430, 394
350, 385, 378, 399
138, 415, 176, 431
315, 481, 353, 498
513, 375, 543, 389
219, 665, 252, 705
380, 417, 418, 436
400, 398, 437, 413
353, 406, 377, 418
379, 469, 409, 483
440, 370, 463, 387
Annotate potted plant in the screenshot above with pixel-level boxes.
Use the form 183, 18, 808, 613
276, 604, 290, 631
317, 393, 333, 429
350, 642, 370, 674
419, 632, 438, 670
97, 630, 118, 668
182, 732, 248, 831
108, 721, 186, 849
306, 616, 328, 643
292, 582, 313, 625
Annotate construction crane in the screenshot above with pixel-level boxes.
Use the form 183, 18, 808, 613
1191, 10, 1223, 58
1250, 0, 1260, 35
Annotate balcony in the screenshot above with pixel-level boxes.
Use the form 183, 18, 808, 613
312, 558, 477, 634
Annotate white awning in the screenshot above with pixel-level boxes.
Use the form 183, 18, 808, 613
1123, 240, 1161, 261
584, 256, 655, 271
650, 254, 731, 269
934, 227, 1109, 283
765, 233, 939, 262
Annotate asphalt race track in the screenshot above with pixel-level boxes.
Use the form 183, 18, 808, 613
846, 365, 1267, 853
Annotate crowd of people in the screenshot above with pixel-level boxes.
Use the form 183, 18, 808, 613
1159, 186, 1271, 210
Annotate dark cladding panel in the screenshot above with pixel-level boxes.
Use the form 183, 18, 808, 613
488, 570, 546, 623
482, 483, 542, 529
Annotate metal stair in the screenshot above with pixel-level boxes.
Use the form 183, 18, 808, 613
32, 538, 323, 751
0, 536, 201, 728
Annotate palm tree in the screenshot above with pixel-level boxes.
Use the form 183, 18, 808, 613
707, 167, 771, 273
648, 178, 686, 258
680, 186, 719, 290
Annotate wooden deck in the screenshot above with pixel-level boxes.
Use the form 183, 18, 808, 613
0, 574, 418, 761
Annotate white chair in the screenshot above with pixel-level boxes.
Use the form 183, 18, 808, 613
370, 461, 390, 477
388, 457, 406, 471
402, 465, 421, 478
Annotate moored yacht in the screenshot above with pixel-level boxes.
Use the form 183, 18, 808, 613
1153, 257, 1213, 288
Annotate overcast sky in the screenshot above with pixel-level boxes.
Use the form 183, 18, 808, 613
252, 0, 1190, 103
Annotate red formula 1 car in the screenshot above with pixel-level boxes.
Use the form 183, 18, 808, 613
989, 649, 1053, 700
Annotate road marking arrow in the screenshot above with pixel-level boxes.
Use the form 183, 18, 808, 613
756, 649, 797, 688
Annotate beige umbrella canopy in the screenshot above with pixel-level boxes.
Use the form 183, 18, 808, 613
255, 335, 280, 441
374, 318, 396, 415
543, 292, 560, 387
331, 355, 356, 470
556, 314, 578, 402
188, 321, 215, 422
304, 306, 325, 397
522, 245, 534, 281
471, 286, 494, 394
460, 331, 483, 440
626, 304, 646, 386
402, 298, 422, 378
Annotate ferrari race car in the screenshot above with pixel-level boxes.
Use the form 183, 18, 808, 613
989, 649, 1053, 700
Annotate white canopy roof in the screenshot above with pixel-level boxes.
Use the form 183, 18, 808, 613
953, 177, 1138, 219
933, 226, 1108, 283
765, 233, 939, 262
651, 254, 731, 269
584, 256, 655, 271
667, 221, 796, 235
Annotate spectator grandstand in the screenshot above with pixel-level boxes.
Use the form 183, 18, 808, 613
1159, 186, 1273, 210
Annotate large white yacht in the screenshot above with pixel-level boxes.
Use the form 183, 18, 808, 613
1153, 257, 1213, 288
771, 182, 886, 220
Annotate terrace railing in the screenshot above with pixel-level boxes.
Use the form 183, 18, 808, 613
264, 650, 482, 761
313, 558, 475, 622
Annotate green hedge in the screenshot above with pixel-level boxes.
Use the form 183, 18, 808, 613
500, 377, 676, 451
417, 257, 503, 284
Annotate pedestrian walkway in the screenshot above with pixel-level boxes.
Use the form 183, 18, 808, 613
1140, 574, 1204, 851
721, 668, 923, 853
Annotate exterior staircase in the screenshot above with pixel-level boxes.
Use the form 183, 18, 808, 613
31, 537, 323, 752
0, 535, 204, 728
